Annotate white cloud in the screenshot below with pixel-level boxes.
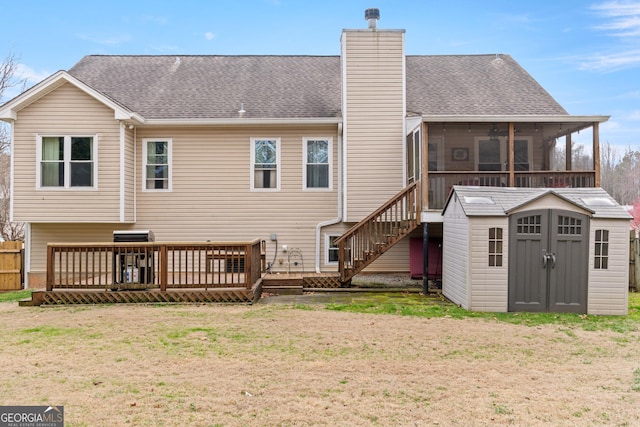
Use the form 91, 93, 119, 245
75, 33, 132, 46
16, 63, 50, 84
591, 1, 640, 36
578, 49, 640, 71
141, 15, 168, 25
204, 32, 215, 41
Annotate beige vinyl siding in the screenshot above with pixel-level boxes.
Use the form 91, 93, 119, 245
509, 194, 591, 216
12, 83, 121, 222
468, 217, 509, 312
442, 197, 470, 308
29, 223, 117, 274
342, 30, 405, 221
588, 219, 629, 315
132, 125, 339, 273
123, 126, 135, 222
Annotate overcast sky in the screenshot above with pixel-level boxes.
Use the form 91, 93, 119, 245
2, 0, 639, 154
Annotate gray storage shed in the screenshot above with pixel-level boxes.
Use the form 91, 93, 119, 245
442, 186, 631, 315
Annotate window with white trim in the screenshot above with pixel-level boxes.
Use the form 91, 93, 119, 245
326, 234, 340, 264
251, 138, 280, 190
304, 138, 332, 190
37, 135, 97, 189
143, 139, 172, 191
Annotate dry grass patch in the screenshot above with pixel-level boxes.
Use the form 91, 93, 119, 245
0, 294, 638, 426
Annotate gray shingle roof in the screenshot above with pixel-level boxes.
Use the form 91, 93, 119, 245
69, 55, 342, 120
406, 55, 568, 116
447, 186, 631, 219
67, 54, 568, 120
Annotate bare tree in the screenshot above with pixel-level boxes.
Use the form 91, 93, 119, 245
0, 52, 25, 241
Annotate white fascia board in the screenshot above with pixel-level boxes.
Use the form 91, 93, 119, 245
141, 117, 342, 126
0, 71, 143, 123
421, 115, 610, 123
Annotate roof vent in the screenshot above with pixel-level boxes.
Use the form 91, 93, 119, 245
365, 8, 380, 29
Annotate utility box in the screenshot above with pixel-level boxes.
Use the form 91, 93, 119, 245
113, 230, 155, 288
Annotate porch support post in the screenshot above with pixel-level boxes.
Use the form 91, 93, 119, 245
422, 223, 429, 295
422, 122, 429, 209
508, 122, 515, 187
593, 122, 601, 187
566, 133, 572, 171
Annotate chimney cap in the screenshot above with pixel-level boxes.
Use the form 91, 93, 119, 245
365, 8, 380, 28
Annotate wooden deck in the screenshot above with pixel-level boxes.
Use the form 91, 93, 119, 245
21, 280, 262, 306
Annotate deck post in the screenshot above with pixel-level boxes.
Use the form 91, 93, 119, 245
159, 245, 168, 292
245, 242, 252, 289
46, 245, 54, 291
508, 122, 515, 187
422, 223, 429, 295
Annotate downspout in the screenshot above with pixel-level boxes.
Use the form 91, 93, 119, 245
315, 122, 343, 273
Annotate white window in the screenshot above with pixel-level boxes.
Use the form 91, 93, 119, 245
303, 138, 332, 190
474, 137, 532, 171
37, 135, 97, 189
251, 138, 280, 191
325, 234, 341, 265
143, 139, 172, 191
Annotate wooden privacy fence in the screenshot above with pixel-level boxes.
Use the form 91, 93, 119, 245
46, 240, 265, 291
0, 241, 23, 291
632, 231, 640, 292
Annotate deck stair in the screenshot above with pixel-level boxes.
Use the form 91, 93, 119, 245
335, 182, 421, 284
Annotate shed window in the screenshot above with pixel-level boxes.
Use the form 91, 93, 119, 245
488, 227, 503, 267
516, 215, 541, 234
558, 216, 582, 236
594, 229, 609, 269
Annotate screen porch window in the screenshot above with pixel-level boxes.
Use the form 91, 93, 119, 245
39, 135, 95, 188
252, 138, 280, 190
143, 139, 171, 191
304, 138, 331, 189
475, 137, 532, 171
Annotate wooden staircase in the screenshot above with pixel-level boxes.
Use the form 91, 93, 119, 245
335, 182, 421, 284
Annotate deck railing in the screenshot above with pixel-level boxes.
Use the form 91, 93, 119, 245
427, 171, 596, 210
46, 240, 265, 291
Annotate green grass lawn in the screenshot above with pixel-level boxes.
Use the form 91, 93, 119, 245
326, 292, 640, 333
2, 289, 638, 333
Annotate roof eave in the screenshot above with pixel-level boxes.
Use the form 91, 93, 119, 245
140, 117, 343, 126
421, 114, 610, 123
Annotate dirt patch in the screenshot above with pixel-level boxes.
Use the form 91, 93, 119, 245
0, 301, 638, 426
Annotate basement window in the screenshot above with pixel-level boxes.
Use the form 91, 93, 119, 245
594, 229, 609, 269
488, 227, 503, 267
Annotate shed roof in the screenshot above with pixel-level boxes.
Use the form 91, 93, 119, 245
444, 186, 632, 220
60, 53, 568, 120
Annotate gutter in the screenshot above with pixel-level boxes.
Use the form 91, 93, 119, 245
315, 122, 343, 273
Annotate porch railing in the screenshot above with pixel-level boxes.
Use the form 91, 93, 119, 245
427, 170, 596, 210
46, 240, 265, 291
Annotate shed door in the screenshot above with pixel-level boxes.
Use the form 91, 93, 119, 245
508, 209, 589, 313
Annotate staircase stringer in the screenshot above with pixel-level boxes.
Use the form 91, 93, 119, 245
335, 182, 421, 283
